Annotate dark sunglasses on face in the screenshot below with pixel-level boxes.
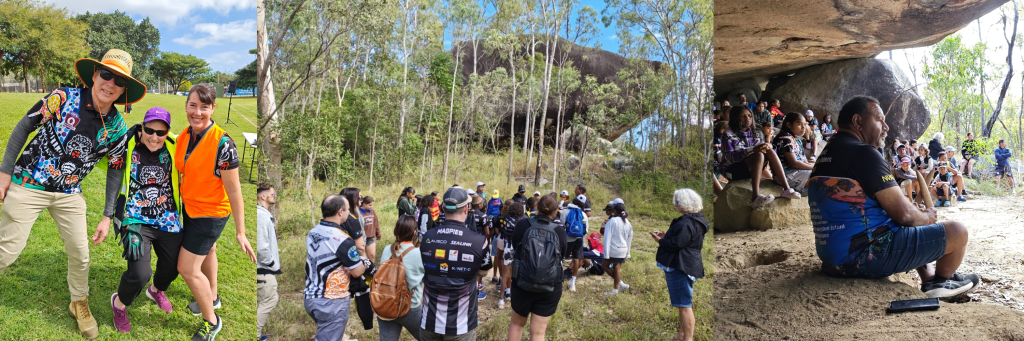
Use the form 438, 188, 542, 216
98, 68, 127, 87
143, 126, 168, 137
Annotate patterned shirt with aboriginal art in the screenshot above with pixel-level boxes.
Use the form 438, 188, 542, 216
122, 126, 181, 232
717, 127, 761, 173
304, 220, 362, 299
808, 132, 899, 271
12, 88, 128, 193
184, 120, 240, 177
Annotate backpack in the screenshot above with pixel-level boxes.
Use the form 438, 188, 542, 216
514, 218, 562, 293
487, 198, 503, 216
370, 243, 414, 320
564, 207, 587, 238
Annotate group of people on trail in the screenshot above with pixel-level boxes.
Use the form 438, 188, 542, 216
271, 179, 707, 341
809, 96, 979, 301
0, 50, 254, 340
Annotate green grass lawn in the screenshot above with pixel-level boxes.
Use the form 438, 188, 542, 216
0, 91, 259, 340
264, 154, 713, 340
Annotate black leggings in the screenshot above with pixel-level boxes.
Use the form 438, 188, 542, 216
117, 225, 184, 306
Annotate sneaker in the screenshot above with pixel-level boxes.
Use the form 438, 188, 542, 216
749, 194, 775, 208
568, 282, 576, 292
258, 336, 268, 341
187, 295, 222, 316
935, 201, 941, 207
146, 286, 173, 313
69, 297, 99, 339
921, 275, 976, 301
779, 188, 801, 200
491, 276, 499, 283
619, 282, 630, 293
603, 289, 619, 296
191, 314, 222, 341
478, 291, 487, 301
957, 196, 967, 202
497, 299, 505, 309
111, 293, 131, 333
944, 200, 951, 207
477, 283, 484, 291
950, 273, 982, 289
504, 289, 511, 300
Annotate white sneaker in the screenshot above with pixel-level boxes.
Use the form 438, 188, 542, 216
604, 289, 619, 296
497, 299, 505, 309
568, 282, 576, 292
779, 188, 801, 199
619, 282, 630, 293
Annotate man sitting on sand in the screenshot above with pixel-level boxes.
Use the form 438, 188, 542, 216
806, 96, 980, 300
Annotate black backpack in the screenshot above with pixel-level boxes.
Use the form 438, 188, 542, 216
514, 218, 562, 292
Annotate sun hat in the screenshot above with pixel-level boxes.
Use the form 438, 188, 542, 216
75, 49, 147, 105
442, 186, 471, 210
477, 182, 485, 187
143, 107, 171, 127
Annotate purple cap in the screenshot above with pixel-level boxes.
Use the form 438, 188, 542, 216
144, 107, 171, 127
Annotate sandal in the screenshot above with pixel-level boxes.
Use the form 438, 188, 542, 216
779, 188, 802, 199
749, 194, 775, 208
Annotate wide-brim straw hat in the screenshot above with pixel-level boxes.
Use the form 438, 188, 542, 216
75, 49, 147, 105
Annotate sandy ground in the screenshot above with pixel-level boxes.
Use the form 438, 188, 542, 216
714, 194, 1024, 340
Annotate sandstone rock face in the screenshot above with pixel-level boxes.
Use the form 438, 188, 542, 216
714, 0, 1007, 86
764, 58, 929, 148
455, 37, 667, 142
715, 179, 810, 232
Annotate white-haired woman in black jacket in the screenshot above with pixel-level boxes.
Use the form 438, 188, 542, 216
651, 188, 708, 341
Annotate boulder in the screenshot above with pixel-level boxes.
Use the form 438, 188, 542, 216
764, 58, 929, 148
455, 37, 669, 142
564, 155, 581, 171
714, 178, 810, 232
713, 0, 1007, 86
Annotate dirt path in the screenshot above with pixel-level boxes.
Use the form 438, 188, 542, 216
714, 194, 1024, 340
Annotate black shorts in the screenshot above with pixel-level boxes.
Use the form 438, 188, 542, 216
723, 160, 752, 180
997, 164, 1013, 178
564, 239, 584, 259
181, 208, 229, 256
607, 257, 626, 264
510, 283, 561, 317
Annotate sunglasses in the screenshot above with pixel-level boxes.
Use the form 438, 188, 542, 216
142, 126, 168, 137
98, 68, 127, 88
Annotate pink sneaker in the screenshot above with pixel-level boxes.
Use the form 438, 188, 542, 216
111, 293, 131, 333
145, 286, 173, 313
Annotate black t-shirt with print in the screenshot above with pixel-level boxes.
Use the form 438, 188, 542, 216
772, 130, 806, 170
341, 214, 364, 239
810, 132, 898, 199
122, 124, 180, 231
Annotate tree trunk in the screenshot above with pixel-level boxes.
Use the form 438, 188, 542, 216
443, 47, 461, 186
983, 0, 1018, 138
535, 28, 560, 187
370, 93, 381, 191
508, 48, 517, 185
37, 58, 46, 93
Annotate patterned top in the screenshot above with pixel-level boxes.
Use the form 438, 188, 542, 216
718, 127, 761, 173
12, 88, 128, 193
123, 130, 181, 232
772, 130, 806, 172
304, 220, 362, 299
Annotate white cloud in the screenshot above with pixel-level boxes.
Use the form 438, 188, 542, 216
42, 0, 254, 25
205, 50, 254, 72
173, 20, 255, 49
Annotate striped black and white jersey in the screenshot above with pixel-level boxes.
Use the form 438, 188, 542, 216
419, 219, 487, 335
304, 219, 361, 300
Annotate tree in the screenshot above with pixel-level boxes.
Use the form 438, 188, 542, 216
983, 0, 1018, 137
236, 60, 257, 90
75, 11, 161, 86
152, 52, 211, 92
0, 0, 88, 92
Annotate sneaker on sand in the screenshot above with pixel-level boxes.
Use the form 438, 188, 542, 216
779, 188, 801, 200
477, 283, 484, 291
146, 286, 173, 313
950, 273, 982, 289
478, 291, 487, 301
497, 299, 505, 309
568, 282, 576, 292
957, 196, 967, 202
69, 297, 99, 339
619, 282, 630, 293
111, 293, 130, 333
187, 295, 222, 316
922, 274, 977, 300
191, 314, 222, 341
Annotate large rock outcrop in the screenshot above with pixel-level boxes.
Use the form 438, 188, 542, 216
453, 37, 667, 142
765, 58, 930, 147
714, 0, 1007, 88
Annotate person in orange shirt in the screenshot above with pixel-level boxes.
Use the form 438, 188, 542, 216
173, 83, 256, 341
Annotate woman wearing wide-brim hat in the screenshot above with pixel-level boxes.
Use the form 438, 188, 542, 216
173, 83, 256, 341
0, 48, 145, 340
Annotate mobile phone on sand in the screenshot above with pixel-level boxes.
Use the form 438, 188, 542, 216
887, 298, 940, 313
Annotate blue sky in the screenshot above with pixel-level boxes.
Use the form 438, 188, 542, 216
44, 0, 256, 74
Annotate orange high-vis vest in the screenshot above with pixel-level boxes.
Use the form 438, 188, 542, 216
175, 123, 232, 218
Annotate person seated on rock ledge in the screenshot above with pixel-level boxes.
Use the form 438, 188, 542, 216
933, 152, 968, 202
772, 112, 815, 195
931, 164, 955, 207
807, 96, 979, 301
893, 157, 919, 201
718, 106, 802, 208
